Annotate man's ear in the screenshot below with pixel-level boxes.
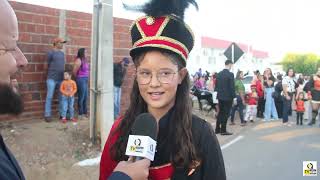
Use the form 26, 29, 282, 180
178, 68, 188, 84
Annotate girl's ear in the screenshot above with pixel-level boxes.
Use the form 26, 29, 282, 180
178, 68, 188, 84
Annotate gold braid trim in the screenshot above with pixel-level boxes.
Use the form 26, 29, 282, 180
156, 16, 170, 36
129, 16, 146, 32
135, 19, 146, 38
133, 36, 189, 55
132, 44, 187, 62
149, 163, 172, 170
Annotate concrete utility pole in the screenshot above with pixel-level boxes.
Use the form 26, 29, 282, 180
90, 0, 113, 149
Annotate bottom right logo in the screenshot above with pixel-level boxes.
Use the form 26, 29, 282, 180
303, 161, 317, 176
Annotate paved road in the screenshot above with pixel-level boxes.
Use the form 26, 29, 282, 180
222, 120, 320, 180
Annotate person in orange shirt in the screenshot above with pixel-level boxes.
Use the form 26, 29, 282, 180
296, 92, 306, 125
60, 71, 77, 123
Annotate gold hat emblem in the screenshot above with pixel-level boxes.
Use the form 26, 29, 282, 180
146, 16, 155, 25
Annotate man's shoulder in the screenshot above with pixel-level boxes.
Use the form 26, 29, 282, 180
220, 69, 232, 74
47, 50, 53, 56
48, 49, 59, 53
217, 70, 226, 75
48, 50, 64, 56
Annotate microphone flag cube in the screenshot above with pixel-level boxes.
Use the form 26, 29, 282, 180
125, 135, 157, 161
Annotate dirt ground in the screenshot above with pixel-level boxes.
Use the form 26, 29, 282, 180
0, 118, 101, 180
0, 101, 253, 180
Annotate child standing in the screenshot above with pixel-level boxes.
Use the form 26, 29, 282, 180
296, 92, 306, 125
245, 84, 259, 122
60, 71, 77, 123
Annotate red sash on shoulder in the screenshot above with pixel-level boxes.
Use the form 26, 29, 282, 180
149, 163, 174, 180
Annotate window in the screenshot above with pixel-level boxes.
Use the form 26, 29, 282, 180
203, 49, 208, 56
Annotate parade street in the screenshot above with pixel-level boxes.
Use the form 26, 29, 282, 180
222, 120, 320, 180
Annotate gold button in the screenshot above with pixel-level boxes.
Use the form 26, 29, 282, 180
146, 16, 155, 25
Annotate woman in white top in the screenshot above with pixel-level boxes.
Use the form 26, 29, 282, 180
282, 68, 296, 124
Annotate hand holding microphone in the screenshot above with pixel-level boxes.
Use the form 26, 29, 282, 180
112, 159, 150, 180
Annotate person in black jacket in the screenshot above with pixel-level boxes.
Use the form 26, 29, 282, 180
274, 75, 283, 119
113, 57, 129, 118
0, 0, 29, 179
215, 60, 236, 135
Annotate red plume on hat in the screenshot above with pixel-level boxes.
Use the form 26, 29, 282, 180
124, 0, 198, 66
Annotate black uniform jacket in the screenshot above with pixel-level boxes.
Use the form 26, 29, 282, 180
151, 108, 226, 180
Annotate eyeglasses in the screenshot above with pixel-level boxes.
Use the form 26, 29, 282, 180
136, 69, 177, 85
0, 48, 16, 55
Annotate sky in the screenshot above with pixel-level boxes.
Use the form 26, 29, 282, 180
12, 0, 320, 61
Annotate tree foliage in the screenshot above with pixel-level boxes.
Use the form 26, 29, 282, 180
281, 53, 320, 75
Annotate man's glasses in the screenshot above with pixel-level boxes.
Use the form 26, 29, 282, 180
136, 69, 177, 85
0, 48, 16, 55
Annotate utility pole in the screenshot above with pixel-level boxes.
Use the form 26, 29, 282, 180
90, 0, 113, 149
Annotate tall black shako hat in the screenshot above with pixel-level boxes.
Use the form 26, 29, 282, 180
125, 0, 198, 66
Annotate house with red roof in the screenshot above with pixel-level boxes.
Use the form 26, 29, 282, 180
187, 36, 271, 75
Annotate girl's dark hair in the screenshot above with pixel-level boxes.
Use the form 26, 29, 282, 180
236, 70, 243, 80
77, 48, 86, 69
286, 68, 295, 77
77, 48, 86, 59
264, 68, 275, 80
277, 74, 283, 81
110, 49, 199, 169
64, 71, 72, 76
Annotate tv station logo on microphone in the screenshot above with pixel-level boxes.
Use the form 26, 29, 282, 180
130, 138, 143, 153
125, 135, 157, 161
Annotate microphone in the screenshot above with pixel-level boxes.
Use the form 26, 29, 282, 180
125, 113, 158, 161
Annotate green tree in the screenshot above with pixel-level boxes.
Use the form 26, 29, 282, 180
281, 53, 319, 75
